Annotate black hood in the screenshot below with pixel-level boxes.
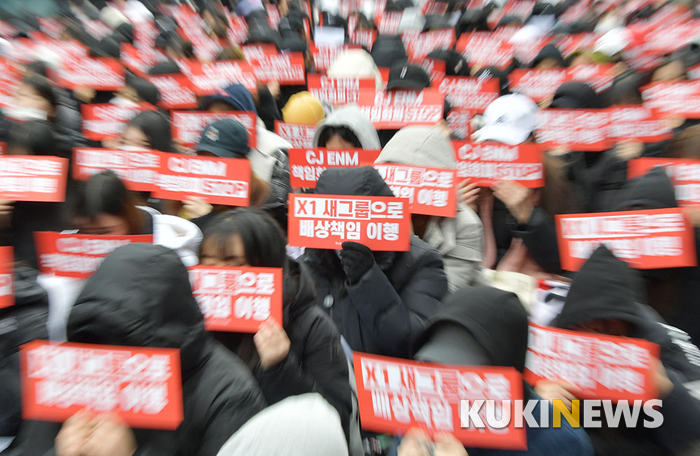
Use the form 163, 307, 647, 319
531, 43, 565, 68
413, 287, 529, 372
554, 245, 647, 330
613, 166, 678, 211
427, 49, 470, 76
282, 259, 317, 325
551, 81, 601, 109
315, 166, 395, 198
68, 244, 209, 378
371, 35, 407, 68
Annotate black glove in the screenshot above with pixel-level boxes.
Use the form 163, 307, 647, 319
339, 241, 375, 284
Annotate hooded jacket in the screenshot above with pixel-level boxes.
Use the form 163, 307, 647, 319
376, 126, 484, 291
370, 35, 408, 69
408, 287, 594, 456
554, 246, 700, 456
531, 43, 566, 68
313, 105, 381, 150
0, 267, 49, 437
608, 167, 700, 346
215, 260, 352, 443
550, 82, 602, 109
11, 245, 267, 456
303, 167, 448, 358
216, 394, 348, 456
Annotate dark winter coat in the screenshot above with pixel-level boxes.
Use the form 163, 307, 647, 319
554, 245, 700, 456
303, 167, 448, 358
4, 244, 266, 456
0, 267, 49, 437
214, 259, 352, 443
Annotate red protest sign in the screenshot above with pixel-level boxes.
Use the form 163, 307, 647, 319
628, 158, 700, 206
248, 53, 306, 85
508, 69, 567, 102
240, 44, 279, 61
643, 20, 700, 54
375, 164, 457, 217
81, 103, 157, 141
0, 246, 13, 309
20, 340, 183, 429
556, 208, 697, 271
52, 57, 125, 91
446, 109, 473, 140
180, 60, 258, 95
536, 109, 612, 151
555, 33, 598, 58
402, 29, 456, 60
350, 31, 377, 50
377, 12, 403, 36
421, 1, 449, 15
608, 106, 672, 143
358, 89, 444, 129
274, 122, 316, 148
0, 157, 68, 202
72, 148, 163, 192
566, 64, 615, 92
154, 154, 251, 206
307, 74, 376, 106
453, 141, 545, 188
439, 77, 499, 112
310, 45, 362, 72
189, 266, 283, 333
641, 81, 700, 118
171, 111, 257, 150
524, 324, 660, 402
35, 232, 153, 279
288, 194, 411, 251
121, 44, 166, 76
457, 33, 514, 69
289, 148, 382, 188
509, 66, 613, 102
353, 352, 527, 450
148, 74, 198, 110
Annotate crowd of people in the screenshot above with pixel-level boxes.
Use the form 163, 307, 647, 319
0, 0, 700, 455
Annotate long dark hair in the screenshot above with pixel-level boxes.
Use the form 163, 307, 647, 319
316, 125, 362, 148
126, 111, 173, 152
201, 208, 287, 268
73, 170, 144, 235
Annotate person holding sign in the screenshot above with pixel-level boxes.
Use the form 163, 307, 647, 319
544, 245, 700, 455
11, 244, 267, 456
184, 119, 290, 232
377, 126, 484, 292
401, 286, 593, 456
1, 121, 68, 268
464, 94, 577, 277
303, 167, 448, 358
204, 83, 292, 205
198, 208, 353, 445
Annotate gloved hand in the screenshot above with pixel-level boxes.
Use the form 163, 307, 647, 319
339, 241, 375, 284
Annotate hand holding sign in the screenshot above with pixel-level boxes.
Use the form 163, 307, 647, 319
492, 180, 534, 224
56, 412, 137, 456
254, 319, 291, 370
82, 414, 137, 456
340, 241, 375, 284
533, 379, 581, 412
458, 179, 480, 212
